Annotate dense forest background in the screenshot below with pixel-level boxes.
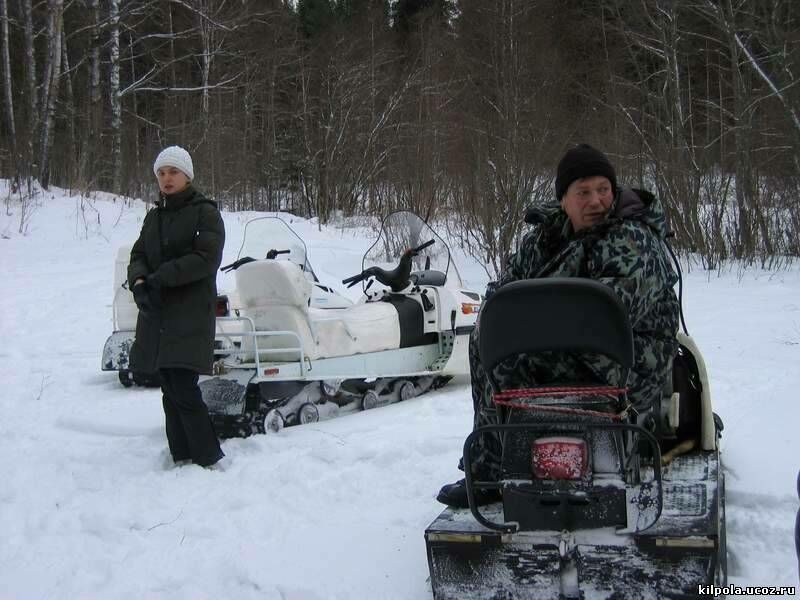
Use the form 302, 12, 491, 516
1, 0, 799, 273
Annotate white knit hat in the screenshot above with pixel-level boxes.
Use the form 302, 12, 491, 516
153, 145, 194, 181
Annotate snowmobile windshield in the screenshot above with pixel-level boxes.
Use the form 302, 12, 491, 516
362, 211, 463, 289
237, 217, 318, 281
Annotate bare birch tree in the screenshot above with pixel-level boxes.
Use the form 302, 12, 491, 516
21, 0, 37, 173
109, 0, 122, 193
84, 0, 103, 188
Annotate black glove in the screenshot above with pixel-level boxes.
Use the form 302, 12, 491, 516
145, 274, 162, 310
132, 281, 154, 314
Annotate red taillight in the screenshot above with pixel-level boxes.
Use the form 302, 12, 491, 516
461, 302, 480, 314
215, 295, 229, 317
531, 437, 588, 480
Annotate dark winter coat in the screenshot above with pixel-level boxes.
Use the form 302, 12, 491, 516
488, 186, 680, 408
127, 186, 225, 375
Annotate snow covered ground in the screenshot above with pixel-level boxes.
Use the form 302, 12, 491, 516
1, 182, 798, 599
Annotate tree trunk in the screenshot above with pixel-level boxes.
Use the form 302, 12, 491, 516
61, 32, 76, 186
109, 0, 122, 193
198, 1, 213, 120
166, 4, 179, 136
21, 0, 37, 174
86, 0, 102, 188
725, 0, 753, 258
0, 0, 16, 172
128, 31, 141, 196
38, 0, 64, 189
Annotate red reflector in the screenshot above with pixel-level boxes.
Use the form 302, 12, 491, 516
215, 295, 229, 317
263, 368, 279, 376
531, 437, 588, 480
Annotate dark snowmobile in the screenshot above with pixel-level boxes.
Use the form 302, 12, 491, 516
424, 278, 726, 599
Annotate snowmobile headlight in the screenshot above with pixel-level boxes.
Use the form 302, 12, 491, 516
530, 437, 588, 480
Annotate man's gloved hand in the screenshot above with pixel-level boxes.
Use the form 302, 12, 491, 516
145, 274, 162, 310
132, 281, 154, 314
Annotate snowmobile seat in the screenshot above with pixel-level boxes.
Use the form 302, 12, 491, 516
307, 303, 400, 358
235, 260, 401, 361
478, 276, 634, 436
479, 278, 634, 382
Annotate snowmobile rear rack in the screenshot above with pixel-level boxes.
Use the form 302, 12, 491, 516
213, 315, 308, 376
462, 422, 664, 534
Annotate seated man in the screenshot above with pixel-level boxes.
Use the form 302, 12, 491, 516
438, 144, 680, 507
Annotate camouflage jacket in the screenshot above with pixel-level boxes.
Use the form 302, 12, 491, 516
489, 187, 680, 408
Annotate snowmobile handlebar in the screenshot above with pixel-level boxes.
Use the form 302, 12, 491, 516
341, 239, 436, 292
220, 256, 257, 273
266, 249, 291, 259
341, 272, 369, 288
411, 239, 435, 254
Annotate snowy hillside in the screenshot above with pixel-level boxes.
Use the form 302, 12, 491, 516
0, 183, 798, 599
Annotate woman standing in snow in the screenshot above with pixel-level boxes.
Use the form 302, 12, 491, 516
127, 145, 226, 469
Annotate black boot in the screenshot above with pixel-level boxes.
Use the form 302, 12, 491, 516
436, 478, 501, 508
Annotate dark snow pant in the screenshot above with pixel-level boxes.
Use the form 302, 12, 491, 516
462, 325, 609, 481
160, 368, 224, 467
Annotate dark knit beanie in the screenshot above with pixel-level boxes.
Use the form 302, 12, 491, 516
554, 144, 617, 200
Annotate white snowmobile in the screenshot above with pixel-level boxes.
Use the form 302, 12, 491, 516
425, 277, 726, 599
100, 246, 161, 387
201, 211, 482, 437
101, 218, 353, 387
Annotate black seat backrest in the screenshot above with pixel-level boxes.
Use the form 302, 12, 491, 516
478, 278, 634, 376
